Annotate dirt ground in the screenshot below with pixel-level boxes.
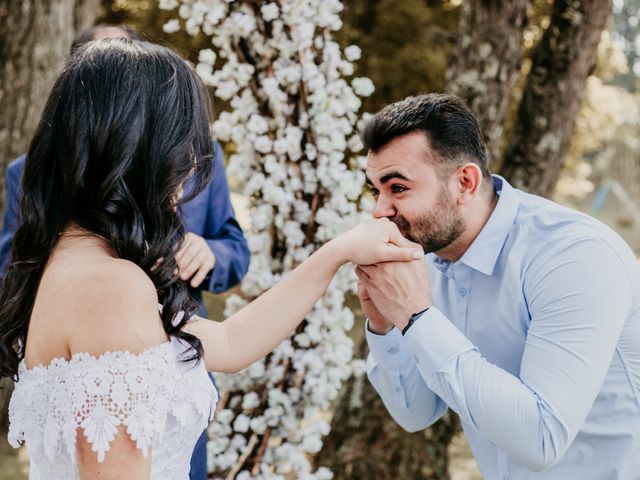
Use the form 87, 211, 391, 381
0, 437, 28, 480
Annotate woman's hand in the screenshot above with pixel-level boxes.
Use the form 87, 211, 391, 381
332, 218, 423, 266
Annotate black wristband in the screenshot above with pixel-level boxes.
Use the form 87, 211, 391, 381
402, 307, 430, 336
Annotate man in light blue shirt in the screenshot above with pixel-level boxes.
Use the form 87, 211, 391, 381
357, 93, 640, 479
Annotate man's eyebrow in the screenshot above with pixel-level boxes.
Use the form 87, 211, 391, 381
365, 171, 411, 186
380, 171, 410, 184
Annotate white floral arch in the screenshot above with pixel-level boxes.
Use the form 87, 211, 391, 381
161, 1, 373, 477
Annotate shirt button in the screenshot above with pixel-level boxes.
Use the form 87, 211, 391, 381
387, 347, 399, 355
458, 287, 468, 297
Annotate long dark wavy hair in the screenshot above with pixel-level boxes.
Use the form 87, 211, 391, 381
0, 39, 214, 379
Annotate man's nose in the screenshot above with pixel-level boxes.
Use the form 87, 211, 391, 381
372, 196, 396, 219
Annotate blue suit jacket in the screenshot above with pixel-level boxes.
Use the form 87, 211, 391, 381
0, 142, 249, 307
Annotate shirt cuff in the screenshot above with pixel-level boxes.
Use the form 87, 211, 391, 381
403, 306, 476, 379
365, 320, 412, 370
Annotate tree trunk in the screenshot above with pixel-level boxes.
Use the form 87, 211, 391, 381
0, 0, 99, 431
445, 0, 530, 168
0, 0, 98, 205
500, 0, 612, 197
317, 329, 459, 480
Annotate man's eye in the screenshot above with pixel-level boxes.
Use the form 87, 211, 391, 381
391, 185, 407, 193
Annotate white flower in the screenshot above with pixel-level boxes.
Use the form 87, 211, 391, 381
159, 0, 178, 10
216, 409, 235, 425
178, 4, 191, 20
351, 359, 366, 376
229, 11, 256, 37
344, 45, 361, 62
215, 80, 239, 101
212, 114, 233, 142
254, 135, 273, 153
283, 221, 305, 247
195, 63, 215, 86
304, 143, 317, 160
242, 392, 260, 410
352, 77, 375, 97
247, 359, 266, 379
261, 3, 280, 22
316, 467, 334, 480
302, 434, 323, 453
247, 114, 269, 134
348, 134, 363, 152
162, 19, 181, 34
338, 60, 354, 76
198, 48, 217, 66
233, 414, 250, 433
185, 17, 201, 35
250, 416, 267, 434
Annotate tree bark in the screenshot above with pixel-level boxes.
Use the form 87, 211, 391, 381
0, 0, 99, 430
0, 0, 98, 206
445, 0, 530, 168
317, 330, 459, 480
500, 0, 612, 197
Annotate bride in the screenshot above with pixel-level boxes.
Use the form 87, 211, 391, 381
0, 39, 421, 479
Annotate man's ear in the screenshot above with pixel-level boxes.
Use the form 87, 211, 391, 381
454, 163, 483, 204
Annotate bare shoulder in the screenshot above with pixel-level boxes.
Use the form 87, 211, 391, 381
37, 256, 167, 358
77, 257, 158, 305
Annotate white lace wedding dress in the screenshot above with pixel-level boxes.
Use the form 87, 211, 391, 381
8, 336, 218, 479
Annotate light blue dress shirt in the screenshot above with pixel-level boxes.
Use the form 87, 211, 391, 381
366, 176, 640, 479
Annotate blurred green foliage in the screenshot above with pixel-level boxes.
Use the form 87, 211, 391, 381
611, 0, 640, 91
335, 0, 460, 111
98, 0, 209, 62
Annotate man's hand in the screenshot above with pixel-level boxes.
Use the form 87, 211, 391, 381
358, 280, 394, 335
356, 250, 432, 331
176, 232, 216, 288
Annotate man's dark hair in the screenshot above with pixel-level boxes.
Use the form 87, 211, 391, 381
362, 93, 491, 179
70, 24, 143, 53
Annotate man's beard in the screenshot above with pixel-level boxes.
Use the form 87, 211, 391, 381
392, 188, 465, 254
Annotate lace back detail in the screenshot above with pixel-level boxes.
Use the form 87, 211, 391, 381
9, 338, 217, 474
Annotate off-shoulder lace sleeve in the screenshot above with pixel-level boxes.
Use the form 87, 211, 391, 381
9, 338, 216, 465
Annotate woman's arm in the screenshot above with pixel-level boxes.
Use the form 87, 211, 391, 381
185, 219, 421, 373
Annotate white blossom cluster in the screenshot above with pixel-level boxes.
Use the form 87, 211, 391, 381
161, 0, 374, 478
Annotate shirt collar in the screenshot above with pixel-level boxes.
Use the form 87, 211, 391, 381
433, 175, 520, 277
